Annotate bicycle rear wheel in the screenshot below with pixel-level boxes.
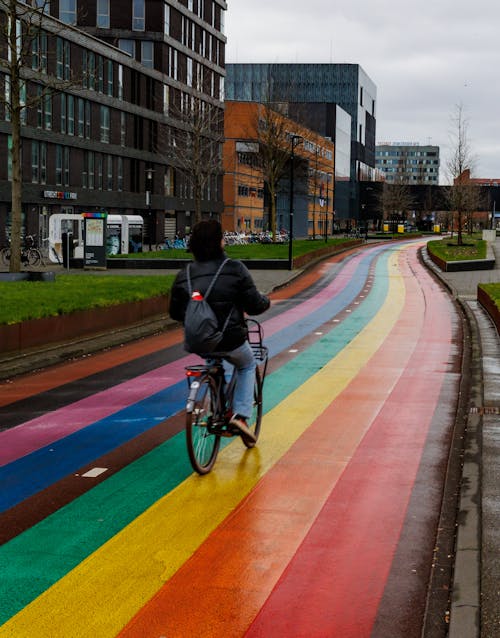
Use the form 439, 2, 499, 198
27, 248, 42, 267
186, 375, 221, 474
243, 366, 263, 449
0, 248, 10, 267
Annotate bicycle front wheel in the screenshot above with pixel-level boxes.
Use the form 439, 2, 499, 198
243, 366, 263, 449
186, 375, 221, 474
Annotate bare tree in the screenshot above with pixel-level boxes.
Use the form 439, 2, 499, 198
158, 92, 224, 227
254, 102, 296, 241
1, 0, 77, 272
377, 179, 415, 232
445, 103, 476, 245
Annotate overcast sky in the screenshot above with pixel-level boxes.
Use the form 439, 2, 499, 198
226, 1, 500, 184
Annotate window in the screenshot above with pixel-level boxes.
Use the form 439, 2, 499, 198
44, 93, 52, 130
59, 0, 76, 25
96, 153, 103, 189
96, 0, 110, 28
132, 0, 145, 30
67, 95, 74, 135
120, 111, 126, 146
100, 105, 110, 142
83, 51, 95, 90
106, 155, 113, 190
163, 84, 169, 114
141, 41, 154, 68
164, 4, 170, 34
32, 33, 47, 72
118, 64, 123, 99
77, 98, 84, 136
117, 156, 123, 191
60, 93, 66, 133
56, 37, 71, 80
85, 100, 91, 138
33, 0, 50, 14
31, 141, 39, 183
4, 77, 11, 122
55, 144, 63, 185
186, 57, 193, 87
97, 56, 104, 92
118, 39, 135, 58
106, 60, 113, 96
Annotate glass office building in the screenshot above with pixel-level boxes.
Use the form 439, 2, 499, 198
226, 63, 377, 221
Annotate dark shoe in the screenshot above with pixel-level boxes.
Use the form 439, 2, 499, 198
229, 414, 256, 444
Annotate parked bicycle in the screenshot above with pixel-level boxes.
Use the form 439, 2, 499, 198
0, 235, 44, 268
184, 319, 269, 474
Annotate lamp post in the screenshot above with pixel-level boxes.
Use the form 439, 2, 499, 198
145, 167, 154, 251
288, 134, 303, 271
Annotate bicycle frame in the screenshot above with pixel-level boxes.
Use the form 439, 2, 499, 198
185, 360, 237, 437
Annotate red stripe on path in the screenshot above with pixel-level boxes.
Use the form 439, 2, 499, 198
246, 259, 454, 637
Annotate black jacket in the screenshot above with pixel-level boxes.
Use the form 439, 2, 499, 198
169, 255, 270, 351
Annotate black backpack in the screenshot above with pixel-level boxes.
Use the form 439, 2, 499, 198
184, 258, 233, 354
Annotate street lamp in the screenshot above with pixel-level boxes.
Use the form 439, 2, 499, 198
288, 134, 303, 270
145, 167, 154, 251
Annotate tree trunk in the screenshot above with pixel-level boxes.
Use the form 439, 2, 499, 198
9, 1, 22, 273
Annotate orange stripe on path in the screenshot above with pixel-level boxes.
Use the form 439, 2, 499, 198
118, 249, 448, 638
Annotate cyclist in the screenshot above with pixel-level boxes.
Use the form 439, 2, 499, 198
169, 220, 270, 443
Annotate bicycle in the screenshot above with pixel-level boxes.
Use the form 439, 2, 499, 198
0, 236, 44, 268
184, 318, 269, 475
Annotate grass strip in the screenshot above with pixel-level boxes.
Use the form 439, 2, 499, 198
0, 275, 174, 325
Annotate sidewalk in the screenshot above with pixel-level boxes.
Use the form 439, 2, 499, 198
424, 237, 500, 638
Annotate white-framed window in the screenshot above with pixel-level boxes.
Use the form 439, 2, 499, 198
67, 94, 74, 135
163, 84, 169, 114
96, 0, 110, 28
132, 0, 145, 30
120, 111, 126, 146
118, 39, 135, 58
59, 0, 76, 25
107, 60, 114, 96
186, 57, 193, 87
141, 41, 154, 68
100, 105, 110, 143
164, 3, 170, 34
107, 155, 113, 190
118, 64, 123, 99
56, 37, 71, 80
117, 156, 123, 191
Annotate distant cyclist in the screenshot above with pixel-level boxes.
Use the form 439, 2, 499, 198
169, 220, 270, 443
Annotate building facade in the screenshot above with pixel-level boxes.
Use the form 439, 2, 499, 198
1, 0, 226, 254
226, 63, 377, 222
375, 143, 440, 185
223, 101, 335, 238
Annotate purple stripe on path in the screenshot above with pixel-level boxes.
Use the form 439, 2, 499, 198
0, 356, 197, 467
262, 252, 365, 337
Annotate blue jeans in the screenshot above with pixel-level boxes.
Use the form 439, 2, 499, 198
221, 341, 256, 419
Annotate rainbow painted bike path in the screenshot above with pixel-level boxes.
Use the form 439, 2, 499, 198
0, 240, 461, 637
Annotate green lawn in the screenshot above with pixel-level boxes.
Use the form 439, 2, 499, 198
427, 236, 487, 262
0, 275, 174, 325
114, 238, 350, 261
1, 239, 353, 325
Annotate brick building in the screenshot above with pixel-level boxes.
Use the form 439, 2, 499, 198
223, 101, 335, 238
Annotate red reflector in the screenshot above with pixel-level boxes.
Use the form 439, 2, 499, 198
186, 369, 202, 377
